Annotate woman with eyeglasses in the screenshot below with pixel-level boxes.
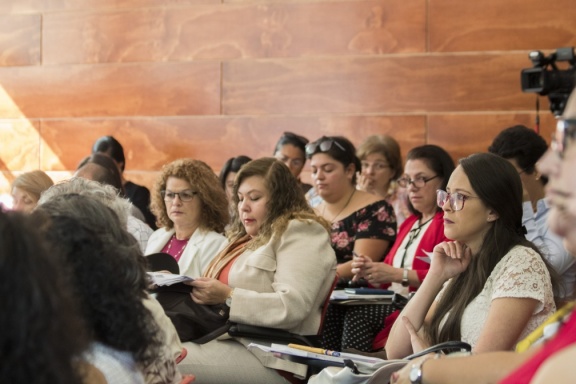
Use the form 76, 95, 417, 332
273, 131, 313, 193
146, 159, 229, 278
386, 152, 557, 361
333, 145, 455, 352
356, 135, 410, 226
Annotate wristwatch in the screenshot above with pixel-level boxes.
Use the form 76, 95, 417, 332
409, 360, 425, 384
401, 268, 410, 287
225, 289, 234, 307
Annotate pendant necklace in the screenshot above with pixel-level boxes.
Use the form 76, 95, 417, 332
323, 189, 356, 223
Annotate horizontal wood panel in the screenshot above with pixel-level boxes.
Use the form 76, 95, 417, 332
428, 112, 557, 162
0, 15, 41, 66
0, 0, 219, 15
38, 115, 426, 171
43, 0, 425, 65
430, 0, 576, 52
0, 62, 221, 118
223, 54, 542, 115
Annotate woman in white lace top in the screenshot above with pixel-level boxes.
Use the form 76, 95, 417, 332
386, 153, 557, 359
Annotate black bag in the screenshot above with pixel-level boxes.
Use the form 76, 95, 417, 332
154, 283, 231, 344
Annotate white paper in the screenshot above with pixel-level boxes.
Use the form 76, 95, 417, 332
147, 272, 194, 286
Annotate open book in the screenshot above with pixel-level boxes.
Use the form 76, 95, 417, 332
147, 272, 194, 286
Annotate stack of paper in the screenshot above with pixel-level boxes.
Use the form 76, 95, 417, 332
330, 289, 394, 305
147, 272, 194, 286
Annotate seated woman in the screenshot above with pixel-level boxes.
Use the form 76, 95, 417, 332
219, 155, 252, 202
391, 95, 576, 384
386, 153, 557, 360
146, 159, 229, 278
330, 145, 455, 352
178, 157, 337, 384
10, 170, 53, 213
356, 134, 410, 226
0, 210, 99, 384
273, 131, 312, 193
36, 194, 183, 384
306, 135, 397, 285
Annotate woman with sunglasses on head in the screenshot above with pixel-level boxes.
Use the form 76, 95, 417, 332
337, 145, 455, 353
273, 131, 313, 193
386, 152, 557, 361
307, 135, 397, 284
356, 134, 410, 226
146, 159, 229, 278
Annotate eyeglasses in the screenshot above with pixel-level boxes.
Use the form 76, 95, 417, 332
551, 118, 576, 158
361, 161, 390, 172
397, 175, 439, 188
305, 137, 346, 156
436, 189, 478, 211
161, 190, 197, 202
275, 154, 304, 168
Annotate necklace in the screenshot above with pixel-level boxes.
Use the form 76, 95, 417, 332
323, 189, 356, 223
166, 234, 190, 262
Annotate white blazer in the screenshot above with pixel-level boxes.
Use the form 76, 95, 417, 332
145, 227, 227, 277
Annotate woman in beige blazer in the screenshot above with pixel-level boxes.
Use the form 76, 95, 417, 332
178, 157, 337, 384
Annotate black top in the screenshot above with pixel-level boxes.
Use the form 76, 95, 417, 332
125, 181, 157, 229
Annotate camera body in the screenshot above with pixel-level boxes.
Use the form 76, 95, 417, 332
521, 47, 576, 116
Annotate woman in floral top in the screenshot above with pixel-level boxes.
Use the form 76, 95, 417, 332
307, 135, 397, 285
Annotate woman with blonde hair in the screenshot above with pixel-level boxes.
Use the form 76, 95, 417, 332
356, 135, 410, 225
11, 170, 53, 212
146, 159, 229, 278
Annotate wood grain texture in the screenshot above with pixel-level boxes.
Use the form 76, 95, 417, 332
0, 0, 218, 15
0, 62, 221, 118
430, 0, 576, 52
223, 53, 539, 115
0, 15, 41, 66
0, 118, 40, 170
42, 0, 425, 65
428, 113, 557, 162
39, 115, 426, 171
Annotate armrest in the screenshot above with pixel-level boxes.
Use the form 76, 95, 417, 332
405, 340, 471, 360
228, 323, 319, 347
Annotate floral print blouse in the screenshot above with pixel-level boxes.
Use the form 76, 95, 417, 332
330, 200, 397, 264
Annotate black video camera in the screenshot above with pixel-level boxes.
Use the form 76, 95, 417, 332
520, 47, 576, 116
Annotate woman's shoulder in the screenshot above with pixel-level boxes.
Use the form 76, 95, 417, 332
285, 217, 327, 234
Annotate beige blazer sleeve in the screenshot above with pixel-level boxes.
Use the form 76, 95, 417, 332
228, 219, 337, 335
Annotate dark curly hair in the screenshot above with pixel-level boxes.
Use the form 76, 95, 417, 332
228, 157, 330, 249
151, 158, 229, 231
35, 194, 162, 369
0, 210, 88, 384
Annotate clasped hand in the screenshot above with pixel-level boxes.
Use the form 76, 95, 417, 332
351, 253, 398, 285
186, 277, 231, 305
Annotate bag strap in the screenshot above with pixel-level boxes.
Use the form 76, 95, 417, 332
405, 340, 471, 360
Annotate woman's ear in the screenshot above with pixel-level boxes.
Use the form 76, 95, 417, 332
487, 210, 499, 223
345, 163, 356, 180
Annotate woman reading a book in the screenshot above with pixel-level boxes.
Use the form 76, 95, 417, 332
178, 157, 337, 383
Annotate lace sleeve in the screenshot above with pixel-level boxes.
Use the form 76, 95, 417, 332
491, 246, 553, 313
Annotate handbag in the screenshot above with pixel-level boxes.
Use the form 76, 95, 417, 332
154, 283, 231, 344
308, 341, 471, 384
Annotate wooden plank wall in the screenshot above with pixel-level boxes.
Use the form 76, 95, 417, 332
1, 0, 575, 195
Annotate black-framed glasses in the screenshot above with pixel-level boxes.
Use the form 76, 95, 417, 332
305, 137, 346, 156
397, 175, 439, 188
436, 189, 478, 211
161, 190, 197, 202
551, 118, 576, 157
